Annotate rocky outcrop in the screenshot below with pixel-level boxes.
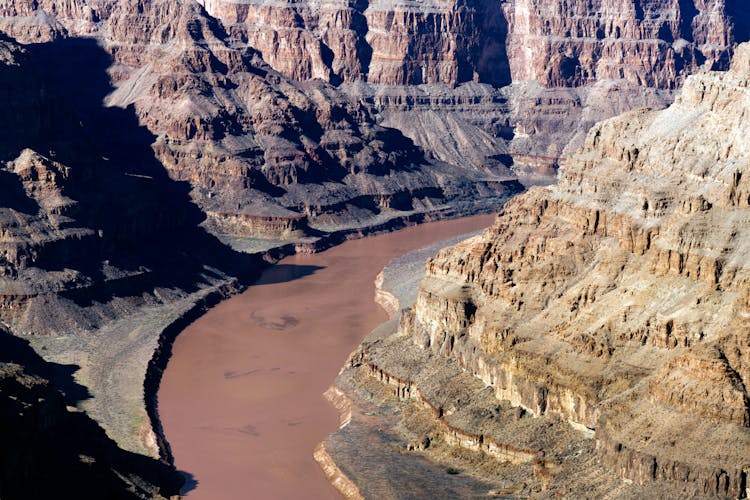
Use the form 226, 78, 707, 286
189, 0, 749, 181
331, 42, 750, 498
0, 0, 521, 240
1, 0, 744, 217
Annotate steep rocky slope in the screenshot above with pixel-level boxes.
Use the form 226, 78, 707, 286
196, 0, 750, 177
0, 32, 251, 335
3, 0, 742, 191
199, 0, 745, 88
327, 43, 750, 498
0, 0, 519, 469
0, 0, 520, 243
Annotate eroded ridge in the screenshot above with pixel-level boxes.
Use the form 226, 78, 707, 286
327, 43, 750, 499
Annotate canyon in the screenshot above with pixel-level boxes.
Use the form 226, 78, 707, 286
0, 0, 748, 498
327, 42, 750, 498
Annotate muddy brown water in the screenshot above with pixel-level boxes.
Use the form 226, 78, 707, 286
158, 214, 495, 499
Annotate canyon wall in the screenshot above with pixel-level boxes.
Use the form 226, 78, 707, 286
199, 0, 746, 88
0, 0, 520, 240
194, 0, 749, 178
0, 3, 518, 486
332, 42, 750, 498
1, 0, 747, 242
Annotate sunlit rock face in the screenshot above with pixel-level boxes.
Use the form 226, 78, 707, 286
198, 0, 745, 89
393, 42, 750, 497
190, 0, 748, 178
3, 0, 748, 191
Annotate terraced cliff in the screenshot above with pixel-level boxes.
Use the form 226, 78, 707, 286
327, 42, 750, 498
1, 0, 749, 496
195, 0, 750, 177
0, 0, 520, 244
199, 0, 744, 88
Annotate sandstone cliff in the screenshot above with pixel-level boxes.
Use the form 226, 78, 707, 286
192, 0, 749, 178
330, 42, 750, 498
3, 0, 739, 189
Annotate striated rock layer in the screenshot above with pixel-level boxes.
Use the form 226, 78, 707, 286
4, 0, 734, 192
199, 0, 747, 88
329, 43, 750, 498
195, 0, 750, 178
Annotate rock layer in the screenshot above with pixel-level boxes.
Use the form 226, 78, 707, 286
0, 0, 520, 238
192, 0, 749, 180
200, 0, 747, 89
330, 42, 750, 498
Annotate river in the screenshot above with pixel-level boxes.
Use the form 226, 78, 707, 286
158, 214, 495, 499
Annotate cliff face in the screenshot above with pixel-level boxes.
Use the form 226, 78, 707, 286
7, 0, 736, 191
190, 0, 748, 179
2, 0, 745, 227
335, 43, 750, 498
0, 32, 243, 330
199, 0, 744, 89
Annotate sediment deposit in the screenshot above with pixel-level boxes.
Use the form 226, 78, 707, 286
327, 42, 750, 499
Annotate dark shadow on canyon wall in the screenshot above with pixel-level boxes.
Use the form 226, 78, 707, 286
0, 36, 264, 308
676, 0, 699, 43
727, 0, 750, 44
473, 0, 512, 87
351, 0, 373, 81
0, 35, 264, 495
0, 331, 92, 407
0, 330, 186, 499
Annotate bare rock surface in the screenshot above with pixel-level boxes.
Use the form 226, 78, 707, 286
193, 0, 750, 179
0, 0, 521, 239
327, 42, 750, 499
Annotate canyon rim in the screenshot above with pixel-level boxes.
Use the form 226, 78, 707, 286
0, 0, 748, 498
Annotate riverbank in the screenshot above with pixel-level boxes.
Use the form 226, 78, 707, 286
23, 205, 504, 465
